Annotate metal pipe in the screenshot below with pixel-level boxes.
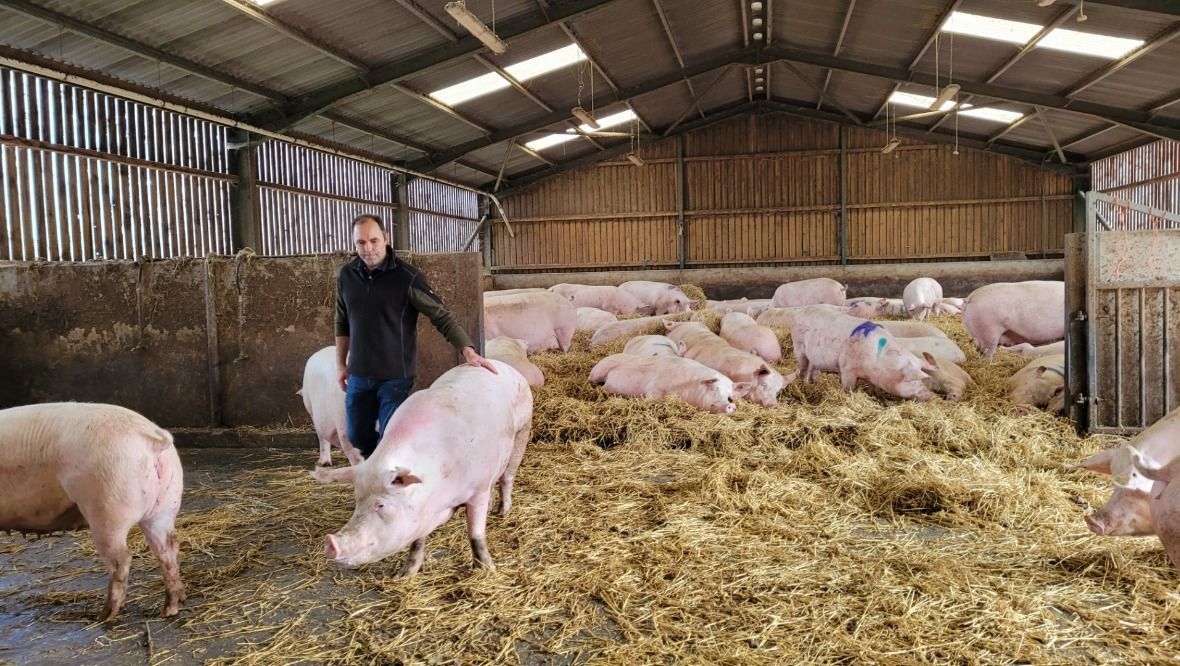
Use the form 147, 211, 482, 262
0, 55, 511, 213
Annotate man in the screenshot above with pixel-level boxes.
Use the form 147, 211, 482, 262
336, 214, 496, 459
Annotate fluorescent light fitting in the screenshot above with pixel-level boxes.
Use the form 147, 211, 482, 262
882, 138, 901, 154
445, 2, 508, 54
1036, 0, 1056, 6
626, 152, 645, 166
752, 18, 763, 27
750, 2, 763, 10
753, 32, 764, 40
755, 68, 763, 74
928, 83, 960, 110
571, 106, 600, 129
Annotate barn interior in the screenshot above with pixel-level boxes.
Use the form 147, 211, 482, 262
1, 0, 1180, 663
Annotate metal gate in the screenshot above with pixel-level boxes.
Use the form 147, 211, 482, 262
1066, 191, 1180, 435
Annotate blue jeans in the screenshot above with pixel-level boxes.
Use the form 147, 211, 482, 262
345, 376, 414, 459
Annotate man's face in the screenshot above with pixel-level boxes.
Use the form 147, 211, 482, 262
353, 220, 387, 270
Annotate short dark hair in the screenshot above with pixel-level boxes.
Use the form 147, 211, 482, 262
352, 214, 385, 232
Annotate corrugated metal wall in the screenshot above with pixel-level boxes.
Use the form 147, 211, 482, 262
406, 178, 480, 254
1091, 139, 1180, 230
494, 113, 1074, 272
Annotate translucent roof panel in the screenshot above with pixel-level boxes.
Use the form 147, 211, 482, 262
429, 43, 586, 107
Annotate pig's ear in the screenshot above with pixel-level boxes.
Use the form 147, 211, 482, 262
311, 466, 357, 485
1035, 366, 1048, 377
701, 377, 719, 385
389, 467, 422, 487
663, 320, 679, 331
756, 365, 771, 377
1071, 449, 1114, 475
732, 381, 754, 396
676, 341, 687, 355
921, 352, 939, 371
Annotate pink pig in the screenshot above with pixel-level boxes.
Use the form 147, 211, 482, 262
313, 360, 532, 573
590, 354, 747, 414
719, 312, 782, 363
664, 321, 789, 407
300, 346, 364, 467
0, 402, 185, 621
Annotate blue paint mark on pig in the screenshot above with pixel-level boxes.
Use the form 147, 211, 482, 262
850, 321, 881, 338
877, 337, 888, 358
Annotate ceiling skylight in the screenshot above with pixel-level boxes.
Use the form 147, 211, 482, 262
430, 44, 587, 107
525, 109, 637, 151
941, 12, 1144, 60
889, 91, 1024, 124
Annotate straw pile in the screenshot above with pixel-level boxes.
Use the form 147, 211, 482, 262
11, 294, 1180, 664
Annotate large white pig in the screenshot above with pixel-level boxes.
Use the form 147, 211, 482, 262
589, 354, 747, 414
575, 307, 618, 333
485, 337, 545, 386
1074, 408, 1180, 537
549, 284, 643, 315
618, 281, 693, 315
484, 288, 547, 300
935, 297, 964, 316
664, 321, 789, 406
756, 304, 841, 329
894, 336, 966, 364
705, 298, 774, 315
902, 277, 944, 321
771, 277, 846, 308
589, 314, 687, 348
0, 403, 184, 621
719, 312, 782, 363
837, 321, 935, 401
1001, 340, 1065, 359
300, 346, 364, 467
484, 291, 576, 353
623, 334, 684, 357
1007, 354, 1065, 414
916, 352, 973, 401
963, 281, 1065, 358
313, 361, 532, 573
878, 320, 949, 340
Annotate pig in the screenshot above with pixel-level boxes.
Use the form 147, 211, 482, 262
589, 314, 688, 348
963, 281, 1065, 358
935, 297, 964, 316
589, 354, 747, 414
1073, 407, 1180, 537
664, 321, 790, 406
484, 288, 547, 300
623, 334, 685, 357
549, 284, 643, 315
719, 312, 782, 363
618, 281, 693, 315
917, 351, 973, 401
300, 346, 364, 467
705, 298, 774, 315
0, 403, 184, 621
771, 277, 846, 308
894, 336, 966, 364
756, 304, 840, 329
878, 320, 949, 340
902, 277, 944, 321
575, 307, 618, 333
485, 337, 545, 386
312, 360, 532, 573
837, 322, 935, 401
484, 291, 576, 353
1001, 340, 1065, 359
843, 298, 890, 319
1007, 354, 1065, 414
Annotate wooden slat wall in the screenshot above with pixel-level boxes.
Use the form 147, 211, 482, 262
1092, 139, 1180, 231
1, 67, 232, 261
496, 113, 1073, 271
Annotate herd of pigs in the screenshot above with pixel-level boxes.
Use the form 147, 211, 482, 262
3, 275, 1180, 631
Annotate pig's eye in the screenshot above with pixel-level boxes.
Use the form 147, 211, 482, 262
375, 502, 385, 510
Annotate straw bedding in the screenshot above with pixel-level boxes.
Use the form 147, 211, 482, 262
7, 288, 1180, 664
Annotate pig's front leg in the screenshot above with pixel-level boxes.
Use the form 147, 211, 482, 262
466, 492, 495, 571
397, 538, 426, 577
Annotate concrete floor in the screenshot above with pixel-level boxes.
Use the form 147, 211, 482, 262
0, 449, 322, 666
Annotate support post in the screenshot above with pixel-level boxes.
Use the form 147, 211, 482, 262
1072, 172, 1092, 234
395, 170, 411, 251
228, 129, 261, 253
838, 125, 848, 265
480, 197, 493, 270
677, 134, 687, 270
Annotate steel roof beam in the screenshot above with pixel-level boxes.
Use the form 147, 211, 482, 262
217, 0, 370, 74
869, 0, 964, 121
816, 0, 856, 111
247, 0, 627, 130
652, 0, 706, 120
1061, 21, 1180, 98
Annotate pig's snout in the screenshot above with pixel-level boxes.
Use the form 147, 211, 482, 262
724, 403, 736, 414
324, 534, 341, 560
1084, 513, 1108, 536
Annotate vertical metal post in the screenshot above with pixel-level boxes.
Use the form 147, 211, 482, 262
394, 170, 411, 252
1085, 190, 1098, 431
228, 129, 261, 253
1072, 172, 1091, 234
480, 196, 493, 269
839, 126, 848, 265
677, 134, 686, 270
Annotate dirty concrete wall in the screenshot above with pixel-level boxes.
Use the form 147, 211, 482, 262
492, 258, 1065, 300
0, 252, 482, 431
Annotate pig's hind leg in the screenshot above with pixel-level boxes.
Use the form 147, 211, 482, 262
140, 514, 185, 617
497, 419, 532, 518
87, 514, 137, 621
465, 492, 496, 571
